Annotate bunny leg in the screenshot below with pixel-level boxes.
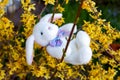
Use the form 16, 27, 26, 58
76, 31, 90, 48
65, 46, 92, 65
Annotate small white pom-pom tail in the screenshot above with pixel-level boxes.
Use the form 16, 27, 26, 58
26, 35, 34, 65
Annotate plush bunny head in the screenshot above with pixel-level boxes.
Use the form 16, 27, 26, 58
33, 13, 62, 46
26, 13, 62, 65
33, 21, 59, 46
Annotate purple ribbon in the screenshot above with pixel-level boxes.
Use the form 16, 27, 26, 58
48, 30, 70, 47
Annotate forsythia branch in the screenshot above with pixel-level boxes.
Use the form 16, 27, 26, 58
50, 0, 84, 79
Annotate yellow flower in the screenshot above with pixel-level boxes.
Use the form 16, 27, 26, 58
89, 11, 102, 19
67, 69, 73, 77
0, 70, 5, 80
0, 9, 5, 17
100, 56, 109, 64
56, 4, 64, 13
21, 0, 31, 6
57, 62, 66, 71
65, 0, 69, 4
54, 17, 65, 26
0, 63, 3, 68
21, 12, 36, 37
43, 0, 55, 5
0, 17, 14, 41
103, 68, 117, 80
90, 41, 100, 51
21, 0, 35, 11
0, 0, 8, 8
82, 0, 96, 12
32, 66, 48, 77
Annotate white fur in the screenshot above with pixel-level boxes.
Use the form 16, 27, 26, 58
26, 13, 92, 65
26, 35, 34, 65
33, 22, 59, 46
76, 31, 90, 48
60, 23, 77, 34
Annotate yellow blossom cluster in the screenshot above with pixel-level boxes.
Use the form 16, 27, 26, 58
54, 17, 65, 26
21, 0, 36, 38
21, 12, 36, 37
43, 0, 55, 5
56, 4, 64, 13
82, 0, 120, 67
82, 0, 120, 79
21, 0, 35, 12
65, 0, 69, 4
0, 17, 14, 41
82, 0, 96, 13
83, 20, 120, 49
82, 0, 102, 19
0, 0, 8, 17
0, 0, 120, 80
89, 63, 117, 80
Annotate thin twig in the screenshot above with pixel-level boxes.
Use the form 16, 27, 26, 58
50, 0, 58, 23
39, 5, 47, 19
60, 0, 84, 63
62, 0, 65, 6
49, 0, 84, 79
92, 39, 120, 64
34, 47, 43, 58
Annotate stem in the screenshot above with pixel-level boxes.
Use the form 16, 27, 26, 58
49, 0, 84, 79
60, 0, 84, 63
92, 39, 120, 64
51, 0, 58, 23
39, 5, 47, 19
34, 47, 43, 58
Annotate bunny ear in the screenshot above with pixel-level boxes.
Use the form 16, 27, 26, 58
59, 23, 77, 36
40, 13, 62, 22
26, 35, 34, 65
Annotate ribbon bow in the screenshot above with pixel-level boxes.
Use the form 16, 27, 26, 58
48, 30, 70, 47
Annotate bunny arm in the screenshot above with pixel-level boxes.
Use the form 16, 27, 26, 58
59, 23, 77, 35
40, 13, 62, 22
26, 34, 34, 65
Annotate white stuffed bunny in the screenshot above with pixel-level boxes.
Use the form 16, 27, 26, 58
26, 13, 92, 65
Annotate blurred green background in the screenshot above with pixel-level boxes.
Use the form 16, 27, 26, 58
55, 0, 120, 30
94, 0, 120, 30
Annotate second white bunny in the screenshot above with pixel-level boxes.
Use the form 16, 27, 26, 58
26, 13, 92, 65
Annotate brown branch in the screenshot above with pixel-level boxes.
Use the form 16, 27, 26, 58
92, 39, 120, 64
50, 0, 58, 23
34, 47, 43, 58
62, 0, 65, 5
49, 0, 84, 79
38, 5, 47, 19
60, 0, 84, 62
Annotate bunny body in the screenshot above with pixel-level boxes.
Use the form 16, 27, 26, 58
64, 31, 92, 65
26, 13, 92, 65
47, 31, 92, 65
